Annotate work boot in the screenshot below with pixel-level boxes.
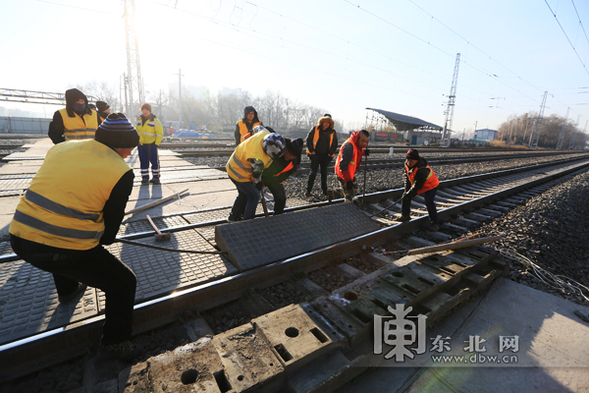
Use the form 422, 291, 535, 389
304, 191, 311, 197
150, 178, 160, 185
98, 341, 143, 362
428, 224, 440, 232
141, 178, 149, 185
398, 215, 411, 222
58, 283, 87, 303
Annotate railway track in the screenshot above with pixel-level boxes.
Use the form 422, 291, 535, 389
1, 155, 589, 391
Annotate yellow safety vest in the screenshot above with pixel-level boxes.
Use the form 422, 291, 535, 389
237, 120, 262, 142
136, 116, 164, 145
226, 130, 273, 182
59, 108, 98, 141
9, 140, 132, 250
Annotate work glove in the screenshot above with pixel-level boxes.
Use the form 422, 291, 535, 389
255, 181, 263, 191
364, 149, 370, 157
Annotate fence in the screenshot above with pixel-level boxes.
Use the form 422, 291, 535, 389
0, 116, 50, 134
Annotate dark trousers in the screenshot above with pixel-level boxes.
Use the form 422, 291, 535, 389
265, 182, 286, 215
229, 178, 260, 220
10, 235, 137, 346
307, 154, 330, 194
402, 187, 439, 225
138, 143, 160, 180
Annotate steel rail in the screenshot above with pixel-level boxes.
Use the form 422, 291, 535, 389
1, 159, 589, 383
1, 155, 588, 265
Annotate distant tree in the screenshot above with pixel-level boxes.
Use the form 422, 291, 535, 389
79, 81, 119, 112
497, 112, 586, 148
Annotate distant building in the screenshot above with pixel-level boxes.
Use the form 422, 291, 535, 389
218, 87, 245, 97
168, 83, 209, 100
474, 128, 498, 141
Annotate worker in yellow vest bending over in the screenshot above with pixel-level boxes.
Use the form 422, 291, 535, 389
10, 113, 142, 362
226, 127, 286, 221
48, 88, 99, 144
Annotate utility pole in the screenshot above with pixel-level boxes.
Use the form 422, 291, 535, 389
441, 53, 461, 146
528, 91, 548, 149
556, 107, 570, 150
473, 121, 477, 140
175, 69, 184, 129
123, 0, 145, 118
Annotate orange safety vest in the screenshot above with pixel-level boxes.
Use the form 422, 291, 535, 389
405, 163, 439, 194
274, 161, 294, 184
334, 137, 360, 181
306, 126, 335, 155
237, 120, 262, 142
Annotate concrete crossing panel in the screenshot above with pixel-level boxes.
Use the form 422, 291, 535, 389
215, 203, 382, 271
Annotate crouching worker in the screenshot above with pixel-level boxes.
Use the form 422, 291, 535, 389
226, 126, 286, 221
9, 113, 142, 361
335, 130, 370, 201
262, 138, 304, 215
400, 149, 440, 231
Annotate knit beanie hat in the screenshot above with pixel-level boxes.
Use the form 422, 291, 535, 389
88, 103, 97, 110
285, 138, 303, 156
96, 101, 109, 112
406, 149, 420, 160
141, 103, 152, 113
95, 113, 139, 148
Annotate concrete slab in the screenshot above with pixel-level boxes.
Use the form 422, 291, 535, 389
287, 349, 351, 393
215, 203, 381, 271
212, 323, 284, 393
148, 337, 225, 393
252, 304, 341, 371
334, 279, 589, 392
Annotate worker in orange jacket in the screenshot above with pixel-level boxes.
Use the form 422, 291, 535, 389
400, 149, 440, 231
334, 130, 370, 201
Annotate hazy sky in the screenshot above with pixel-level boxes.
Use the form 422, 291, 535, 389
2, 0, 589, 134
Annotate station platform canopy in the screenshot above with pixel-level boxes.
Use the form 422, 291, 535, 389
366, 108, 442, 131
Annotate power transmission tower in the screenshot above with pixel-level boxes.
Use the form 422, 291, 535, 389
174, 69, 184, 128
123, 0, 145, 118
441, 53, 461, 146
569, 116, 584, 150
555, 107, 570, 150
528, 91, 548, 149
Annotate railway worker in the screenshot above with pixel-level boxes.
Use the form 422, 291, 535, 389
400, 149, 440, 231
235, 106, 263, 146
262, 137, 304, 215
226, 127, 286, 221
9, 113, 142, 361
48, 88, 100, 144
96, 100, 111, 123
305, 114, 338, 197
335, 129, 370, 202
136, 103, 164, 185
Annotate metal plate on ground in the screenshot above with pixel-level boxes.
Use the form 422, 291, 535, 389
215, 203, 382, 271
97, 229, 237, 311
0, 260, 98, 345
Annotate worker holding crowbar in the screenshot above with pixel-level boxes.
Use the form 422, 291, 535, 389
335, 130, 370, 202
9, 113, 142, 361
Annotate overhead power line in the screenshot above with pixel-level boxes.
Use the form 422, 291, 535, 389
544, 0, 589, 77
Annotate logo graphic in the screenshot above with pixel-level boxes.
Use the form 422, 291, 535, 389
373, 304, 427, 361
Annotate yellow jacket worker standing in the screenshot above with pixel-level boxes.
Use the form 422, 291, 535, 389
48, 88, 99, 144
136, 103, 164, 185
10, 113, 142, 361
